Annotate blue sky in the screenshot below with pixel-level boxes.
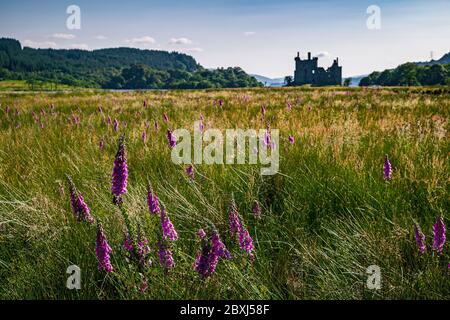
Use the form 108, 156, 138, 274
1, 0, 449, 77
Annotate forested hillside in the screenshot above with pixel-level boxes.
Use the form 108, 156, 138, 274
0, 38, 261, 89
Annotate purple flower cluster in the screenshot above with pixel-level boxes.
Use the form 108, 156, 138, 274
228, 198, 241, 237
147, 186, 161, 214
123, 231, 151, 268
123, 233, 133, 252
288, 135, 295, 145
136, 232, 152, 267
96, 222, 113, 273
228, 197, 254, 256
432, 215, 446, 254
111, 135, 128, 200
68, 177, 94, 224
383, 154, 392, 180
194, 231, 231, 277
414, 224, 426, 254
238, 228, 254, 255
157, 241, 175, 269
197, 228, 206, 239
161, 208, 178, 241
186, 165, 194, 180
252, 201, 261, 219
167, 129, 177, 148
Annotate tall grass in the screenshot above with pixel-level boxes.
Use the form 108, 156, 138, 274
0, 87, 449, 299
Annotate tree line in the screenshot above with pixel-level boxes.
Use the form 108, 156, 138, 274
359, 62, 450, 86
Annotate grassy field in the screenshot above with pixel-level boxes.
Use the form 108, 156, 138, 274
0, 80, 81, 92
0, 87, 449, 299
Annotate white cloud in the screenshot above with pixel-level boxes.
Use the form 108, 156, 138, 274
314, 51, 330, 58
243, 31, 255, 36
169, 37, 193, 45
94, 35, 108, 40
124, 36, 156, 46
51, 33, 76, 40
23, 40, 58, 49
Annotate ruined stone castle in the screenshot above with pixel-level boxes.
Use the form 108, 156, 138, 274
293, 52, 342, 86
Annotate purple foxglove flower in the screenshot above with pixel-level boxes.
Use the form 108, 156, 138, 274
252, 201, 261, 219
157, 241, 175, 269
218, 99, 224, 107
113, 119, 119, 132
154, 120, 159, 131
287, 103, 292, 110
163, 113, 169, 123
211, 231, 231, 260
99, 140, 104, 151
67, 177, 94, 224
107, 116, 112, 125
197, 228, 206, 239
228, 197, 242, 237
194, 231, 230, 278
238, 228, 254, 256
167, 129, 177, 148
143, 100, 148, 108
194, 243, 212, 277
161, 208, 178, 241
136, 232, 152, 267
147, 187, 161, 214
111, 135, 128, 200
383, 154, 392, 180
98, 106, 103, 113
199, 120, 204, 132
147, 186, 161, 215
432, 215, 446, 254
96, 222, 113, 273
142, 130, 147, 143
123, 232, 133, 252
288, 135, 295, 144
414, 224, 426, 253
186, 165, 194, 180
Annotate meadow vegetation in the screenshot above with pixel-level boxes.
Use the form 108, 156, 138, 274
0, 87, 448, 299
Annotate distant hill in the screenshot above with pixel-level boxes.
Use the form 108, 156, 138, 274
416, 52, 450, 66
251, 74, 285, 87
0, 38, 261, 89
